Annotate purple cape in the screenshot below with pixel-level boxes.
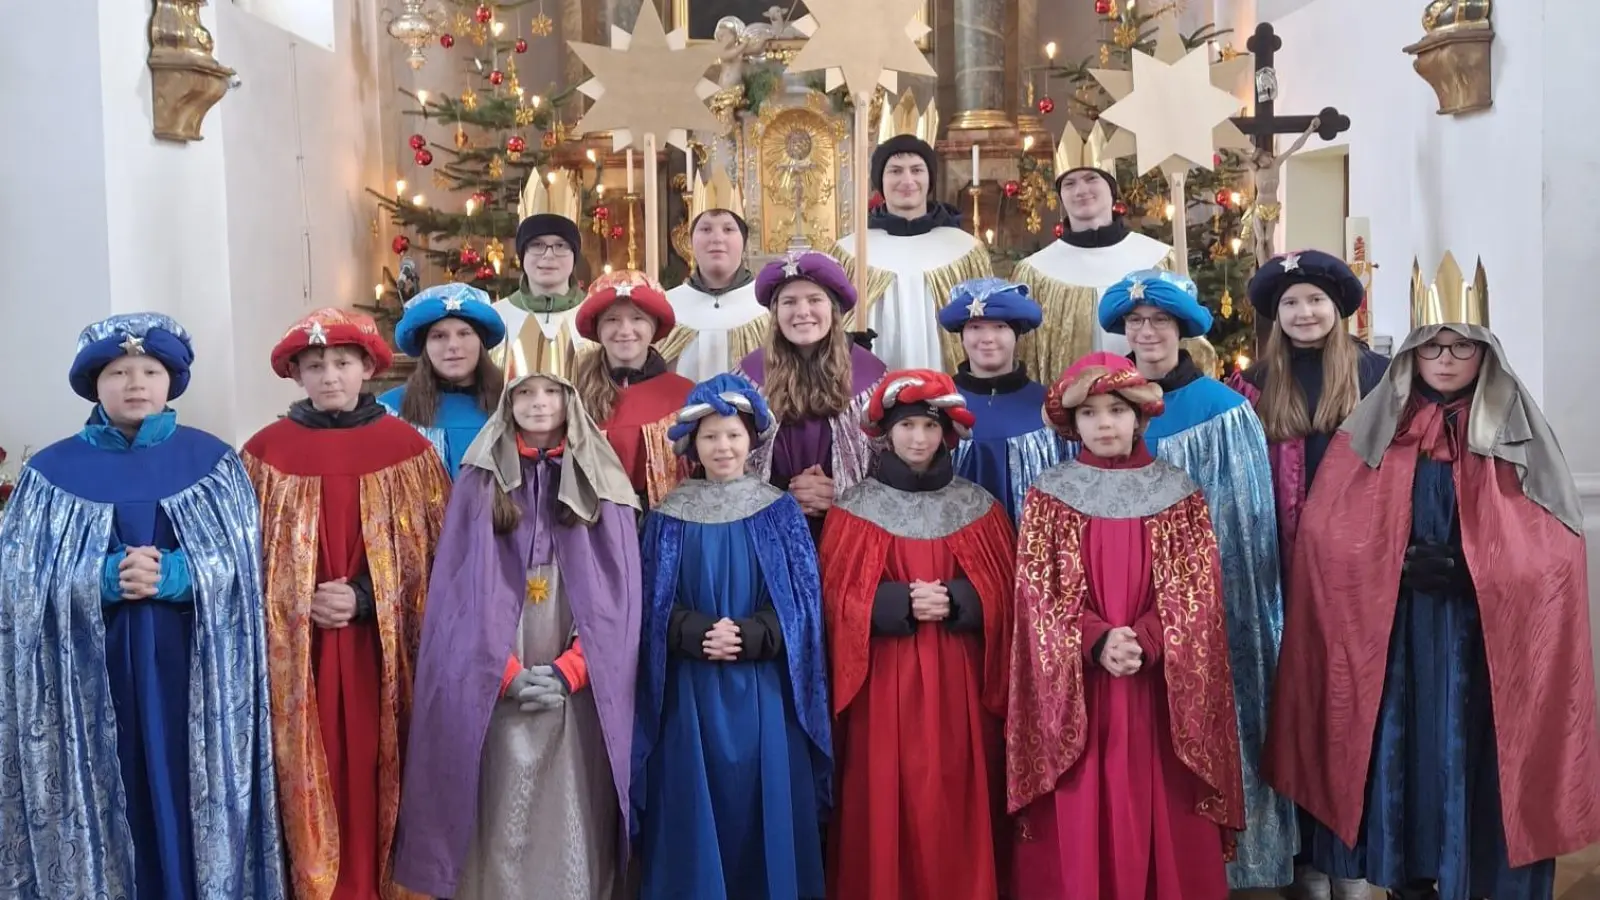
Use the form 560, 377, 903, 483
392, 463, 641, 897
737, 343, 886, 397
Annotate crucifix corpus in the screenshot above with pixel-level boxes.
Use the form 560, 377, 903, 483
1230, 22, 1352, 266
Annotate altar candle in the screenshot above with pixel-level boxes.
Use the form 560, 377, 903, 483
626, 149, 635, 193
686, 148, 694, 191
971, 144, 980, 186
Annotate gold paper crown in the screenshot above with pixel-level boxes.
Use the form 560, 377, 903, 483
877, 91, 940, 144
1410, 252, 1489, 328
1053, 122, 1135, 177
1423, 0, 1491, 33
688, 168, 746, 220
517, 166, 582, 223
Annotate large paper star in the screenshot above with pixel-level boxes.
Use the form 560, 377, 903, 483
569, 3, 723, 151
786, 0, 934, 99
1091, 20, 1248, 174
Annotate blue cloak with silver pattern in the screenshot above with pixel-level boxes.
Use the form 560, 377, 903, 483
378, 385, 491, 476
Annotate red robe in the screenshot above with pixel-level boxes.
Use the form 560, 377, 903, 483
599, 372, 693, 507
1006, 448, 1243, 900
243, 412, 449, 900
1265, 416, 1600, 866
819, 473, 1014, 900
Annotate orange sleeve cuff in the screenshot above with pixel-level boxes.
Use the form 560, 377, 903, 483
552, 637, 590, 693
499, 655, 521, 697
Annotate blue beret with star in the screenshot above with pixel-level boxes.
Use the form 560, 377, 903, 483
938, 278, 1043, 336
1247, 249, 1365, 319
394, 282, 506, 358
1099, 269, 1213, 339
69, 312, 194, 402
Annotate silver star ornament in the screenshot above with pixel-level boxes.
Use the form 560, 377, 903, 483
966, 297, 987, 318
1129, 280, 1147, 301
119, 334, 146, 356
306, 321, 329, 345
1282, 252, 1302, 272
443, 297, 465, 311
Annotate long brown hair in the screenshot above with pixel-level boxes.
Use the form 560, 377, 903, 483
763, 308, 853, 422
572, 346, 620, 424
399, 348, 504, 426
1257, 323, 1361, 442
485, 385, 586, 533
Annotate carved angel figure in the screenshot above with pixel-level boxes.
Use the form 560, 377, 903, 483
713, 14, 783, 90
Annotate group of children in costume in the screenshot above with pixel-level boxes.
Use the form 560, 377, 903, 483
3, 153, 1599, 900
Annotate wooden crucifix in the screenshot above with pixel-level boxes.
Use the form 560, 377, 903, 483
1229, 23, 1352, 267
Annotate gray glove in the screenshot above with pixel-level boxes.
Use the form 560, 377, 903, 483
515, 664, 567, 712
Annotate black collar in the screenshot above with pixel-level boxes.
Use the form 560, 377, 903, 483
869, 202, 963, 237
1058, 218, 1129, 249
609, 347, 668, 386
954, 360, 1032, 395
1131, 349, 1203, 394
686, 265, 754, 297
873, 447, 955, 493
287, 393, 387, 429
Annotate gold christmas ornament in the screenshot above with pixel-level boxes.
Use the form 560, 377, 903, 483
462, 87, 479, 110
1220, 287, 1233, 317
488, 154, 505, 179
569, 3, 723, 151
529, 0, 554, 38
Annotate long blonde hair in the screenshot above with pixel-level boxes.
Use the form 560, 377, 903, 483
1257, 323, 1361, 443
572, 346, 621, 424
763, 308, 853, 422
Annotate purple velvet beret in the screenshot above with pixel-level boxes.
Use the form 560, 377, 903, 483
754, 250, 858, 312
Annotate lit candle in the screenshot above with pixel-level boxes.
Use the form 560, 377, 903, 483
626, 149, 635, 193
413, 194, 426, 207
971, 144, 980, 186
395, 179, 406, 195
374, 283, 385, 300
1045, 41, 1057, 61
686, 147, 694, 191
416, 90, 430, 106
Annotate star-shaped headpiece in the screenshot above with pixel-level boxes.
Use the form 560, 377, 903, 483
120, 334, 146, 356
306, 321, 329, 346
966, 297, 987, 318
1282, 252, 1302, 272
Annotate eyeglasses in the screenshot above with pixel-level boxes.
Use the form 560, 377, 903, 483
1124, 314, 1177, 332
1415, 341, 1481, 361
526, 242, 573, 259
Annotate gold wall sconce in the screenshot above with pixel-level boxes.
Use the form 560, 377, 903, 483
1404, 0, 1493, 116
149, 0, 236, 142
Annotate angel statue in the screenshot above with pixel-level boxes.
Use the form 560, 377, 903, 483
712, 13, 783, 92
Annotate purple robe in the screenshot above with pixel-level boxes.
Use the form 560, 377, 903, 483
392, 461, 641, 897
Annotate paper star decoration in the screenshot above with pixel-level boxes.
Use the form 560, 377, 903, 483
786, 0, 934, 99
119, 334, 145, 355
569, 3, 723, 152
1090, 18, 1250, 175
306, 322, 329, 345
967, 298, 987, 318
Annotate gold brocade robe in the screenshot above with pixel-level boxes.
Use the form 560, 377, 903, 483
832, 226, 992, 373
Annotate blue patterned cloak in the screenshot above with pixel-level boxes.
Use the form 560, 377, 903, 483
0, 411, 284, 900
951, 367, 1067, 522
378, 385, 492, 476
1143, 360, 1296, 890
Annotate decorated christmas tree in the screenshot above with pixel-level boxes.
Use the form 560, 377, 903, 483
1033, 1, 1258, 368
364, 0, 589, 329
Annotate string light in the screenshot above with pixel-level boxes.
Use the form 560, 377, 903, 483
491, 21, 506, 37
492, 257, 503, 274
1045, 41, 1057, 61
374, 283, 384, 300
596, 183, 606, 197
603, 263, 614, 273
1230, 191, 1243, 206
546, 171, 557, 184
1164, 202, 1176, 219
465, 198, 477, 215
395, 179, 407, 194
586, 149, 598, 163
1023, 135, 1035, 152
416, 89, 430, 105
531, 95, 542, 108
1230, 236, 1243, 254
1236, 353, 1252, 370
413, 194, 426, 207
984, 228, 995, 244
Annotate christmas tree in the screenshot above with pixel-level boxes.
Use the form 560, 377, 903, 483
364, 0, 590, 330
1032, 1, 1258, 369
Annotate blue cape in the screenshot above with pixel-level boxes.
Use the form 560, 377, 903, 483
377, 385, 492, 476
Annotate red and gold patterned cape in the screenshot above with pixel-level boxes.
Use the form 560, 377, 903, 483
243, 417, 449, 900
1006, 475, 1243, 834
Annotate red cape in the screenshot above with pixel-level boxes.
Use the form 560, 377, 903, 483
1265, 428, 1600, 865
601, 373, 693, 505
820, 501, 1014, 718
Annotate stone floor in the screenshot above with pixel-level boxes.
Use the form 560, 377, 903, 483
1231, 846, 1600, 898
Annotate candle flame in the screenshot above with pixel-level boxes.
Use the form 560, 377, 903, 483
413, 194, 425, 207
416, 90, 430, 105
491, 21, 505, 36
1045, 41, 1057, 60
395, 179, 406, 194
374, 283, 384, 300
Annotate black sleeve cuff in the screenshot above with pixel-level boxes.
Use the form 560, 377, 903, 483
350, 572, 377, 621
668, 607, 718, 659
735, 605, 786, 661
1090, 633, 1109, 665
871, 582, 917, 636
944, 578, 984, 634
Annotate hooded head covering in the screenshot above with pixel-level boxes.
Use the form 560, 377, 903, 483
514, 212, 582, 261
1342, 322, 1582, 533
394, 282, 506, 358
938, 278, 1043, 336
69, 312, 195, 402
667, 373, 776, 460
575, 269, 676, 343
270, 307, 394, 378
1099, 269, 1213, 339
1247, 249, 1366, 319
863, 369, 975, 449
754, 250, 858, 312
1043, 351, 1166, 441
461, 371, 640, 521
871, 134, 938, 193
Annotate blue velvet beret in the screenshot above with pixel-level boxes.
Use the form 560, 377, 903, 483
395, 282, 506, 358
69, 312, 194, 402
1098, 269, 1213, 339
939, 278, 1043, 336
1247, 249, 1365, 319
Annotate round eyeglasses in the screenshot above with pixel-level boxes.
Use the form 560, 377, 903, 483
1415, 340, 1481, 361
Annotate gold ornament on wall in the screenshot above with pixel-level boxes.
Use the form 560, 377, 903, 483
148, 0, 235, 142
755, 94, 846, 254
1404, 0, 1493, 116
1411, 252, 1489, 328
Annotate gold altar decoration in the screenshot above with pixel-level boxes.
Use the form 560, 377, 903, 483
148, 0, 235, 142
754, 94, 847, 255
1411, 252, 1489, 328
1405, 0, 1493, 116
672, 169, 747, 265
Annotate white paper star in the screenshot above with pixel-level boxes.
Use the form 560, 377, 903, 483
1282, 253, 1302, 272
443, 296, 465, 311
306, 321, 328, 345
1091, 24, 1244, 175
569, 3, 723, 151
615, 282, 634, 297
119, 334, 145, 355
786, 0, 933, 99
966, 297, 987, 318
1129, 280, 1147, 301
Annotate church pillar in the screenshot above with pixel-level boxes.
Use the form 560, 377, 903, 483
947, 0, 1011, 132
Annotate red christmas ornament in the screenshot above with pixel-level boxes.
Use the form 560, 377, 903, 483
609, 224, 625, 240
868, 190, 885, 209
1113, 200, 1128, 215
506, 135, 527, 154
1003, 180, 1021, 198
1215, 188, 1232, 207
414, 148, 434, 166
489, 70, 504, 86
1037, 97, 1055, 115
1053, 222, 1065, 238
541, 132, 558, 149
471, 191, 491, 207
408, 133, 426, 151
474, 4, 493, 24
439, 33, 455, 48
1095, 0, 1112, 14
514, 38, 529, 53
1213, 152, 1222, 167
475, 265, 496, 281
392, 235, 411, 255
460, 247, 482, 267
594, 205, 611, 222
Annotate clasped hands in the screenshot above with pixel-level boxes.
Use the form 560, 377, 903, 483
1098, 626, 1143, 677
788, 464, 835, 517
909, 580, 951, 622
310, 578, 358, 630
703, 618, 743, 661
509, 665, 567, 712
116, 546, 163, 600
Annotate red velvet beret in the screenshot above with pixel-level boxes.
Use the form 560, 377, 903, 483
270, 307, 394, 378
575, 269, 675, 343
